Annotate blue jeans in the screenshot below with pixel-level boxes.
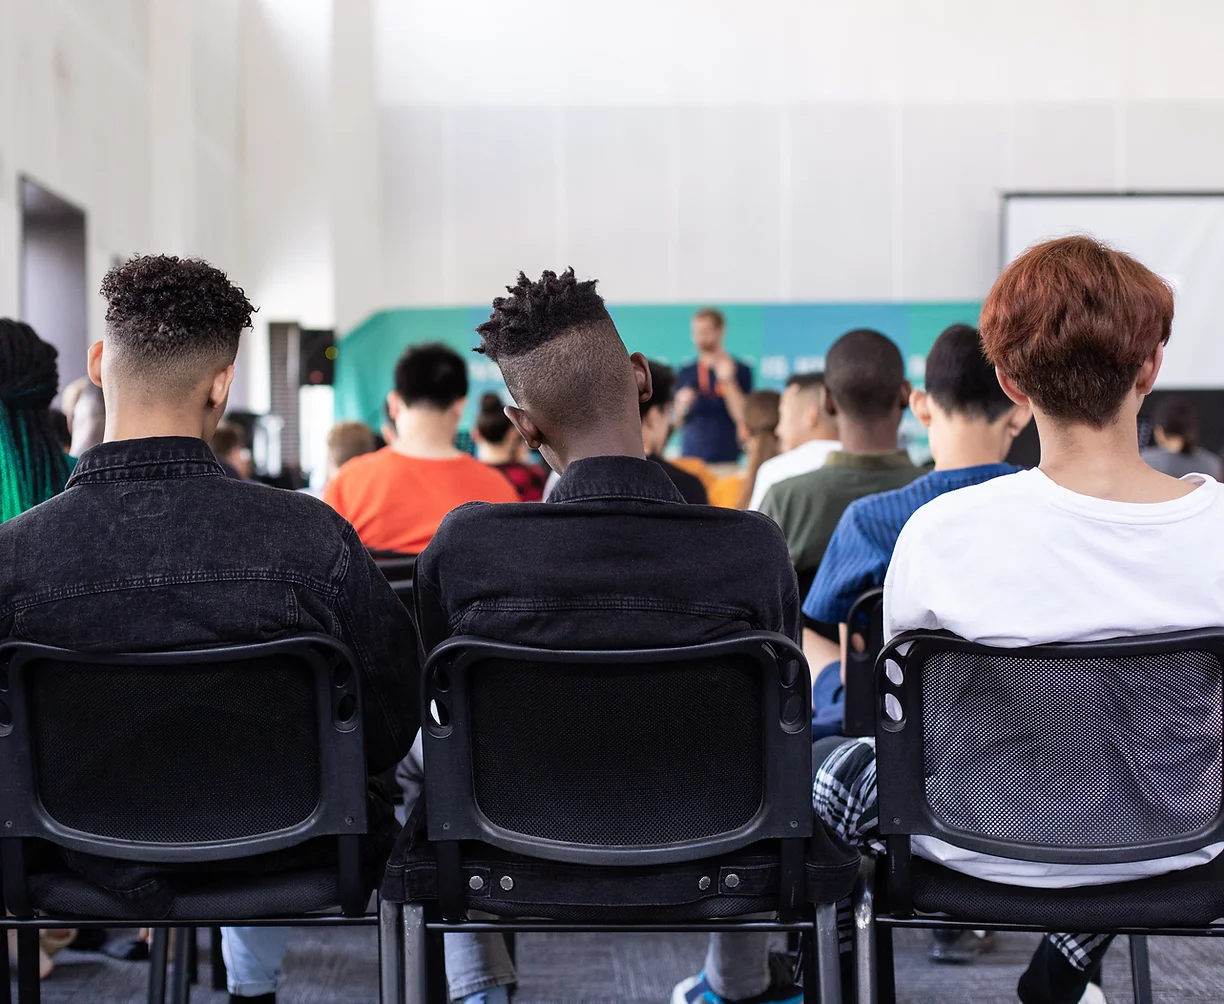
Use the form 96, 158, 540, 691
811, 660, 845, 740
221, 927, 291, 997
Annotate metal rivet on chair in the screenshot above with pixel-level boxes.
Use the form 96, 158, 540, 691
500, 875, 514, 891
469, 875, 485, 891
698, 875, 711, 891
725, 873, 740, 889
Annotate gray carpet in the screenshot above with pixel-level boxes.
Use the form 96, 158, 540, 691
13, 927, 1224, 1003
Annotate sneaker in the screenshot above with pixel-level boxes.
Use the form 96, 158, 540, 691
670, 972, 803, 1004
927, 929, 995, 965
1078, 984, 1106, 1004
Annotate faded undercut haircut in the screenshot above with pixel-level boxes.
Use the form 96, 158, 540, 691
100, 255, 254, 397
476, 269, 635, 431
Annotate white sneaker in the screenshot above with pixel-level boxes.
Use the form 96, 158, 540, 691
1077, 983, 1106, 1004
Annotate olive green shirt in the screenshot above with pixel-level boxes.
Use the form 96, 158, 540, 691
758, 450, 921, 579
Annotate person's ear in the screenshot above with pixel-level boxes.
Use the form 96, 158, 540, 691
909, 389, 934, 429
505, 406, 543, 451
1004, 402, 1033, 438
1135, 343, 1163, 396
87, 341, 104, 388
449, 397, 467, 425
629, 352, 652, 405
207, 365, 235, 414
995, 368, 1030, 409
386, 391, 402, 422
820, 385, 838, 418
898, 380, 913, 410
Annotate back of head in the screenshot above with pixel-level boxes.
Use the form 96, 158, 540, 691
738, 389, 782, 508
476, 268, 635, 438
0, 319, 73, 520
743, 389, 781, 437
980, 235, 1173, 428
210, 419, 246, 460
393, 342, 468, 410
924, 323, 1013, 422
327, 420, 377, 468
1154, 396, 1198, 454
70, 382, 106, 455
640, 361, 676, 419
100, 255, 254, 400
823, 329, 906, 422
476, 392, 514, 444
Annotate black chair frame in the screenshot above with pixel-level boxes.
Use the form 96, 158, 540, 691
857, 628, 1224, 1004
370, 549, 418, 583
841, 587, 884, 738
381, 632, 846, 1004
0, 636, 375, 1004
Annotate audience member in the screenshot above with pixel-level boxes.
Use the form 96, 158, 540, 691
1142, 395, 1223, 479
59, 375, 89, 432
51, 409, 71, 452
473, 391, 548, 501
708, 390, 781, 508
0, 255, 420, 1004
211, 419, 252, 478
327, 419, 377, 478
405, 268, 803, 1004
810, 235, 1224, 1004
758, 329, 920, 609
674, 308, 752, 462
324, 343, 518, 553
0, 319, 74, 523
748, 372, 840, 509
641, 360, 709, 504
69, 381, 106, 456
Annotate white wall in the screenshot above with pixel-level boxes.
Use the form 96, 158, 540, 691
366, 0, 1224, 313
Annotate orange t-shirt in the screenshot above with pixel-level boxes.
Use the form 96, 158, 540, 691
324, 448, 518, 553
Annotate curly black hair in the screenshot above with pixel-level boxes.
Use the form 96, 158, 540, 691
476, 268, 611, 360
100, 255, 255, 369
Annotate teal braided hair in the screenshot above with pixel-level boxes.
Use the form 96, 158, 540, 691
0, 319, 74, 522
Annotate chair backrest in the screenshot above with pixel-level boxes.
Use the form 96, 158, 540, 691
842, 587, 885, 738
875, 629, 1224, 866
370, 549, 417, 582
388, 579, 414, 612
422, 632, 814, 867
0, 636, 368, 865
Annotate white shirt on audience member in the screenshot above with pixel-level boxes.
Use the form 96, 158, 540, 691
884, 467, 1224, 888
748, 438, 841, 511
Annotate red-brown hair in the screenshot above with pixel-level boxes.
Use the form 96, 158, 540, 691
979, 235, 1173, 428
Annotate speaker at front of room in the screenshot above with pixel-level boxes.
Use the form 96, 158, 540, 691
299, 328, 336, 386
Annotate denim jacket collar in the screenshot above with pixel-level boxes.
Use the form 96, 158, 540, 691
549, 454, 685, 505
67, 436, 226, 487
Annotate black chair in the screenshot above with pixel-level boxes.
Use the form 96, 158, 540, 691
841, 587, 884, 738
388, 579, 415, 613
0, 636, 377, 1004
858, 628, 1224, 1004
379, 632, 860, 1004
371, 550, 418, 584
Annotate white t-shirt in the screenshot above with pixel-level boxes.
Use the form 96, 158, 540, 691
884, 467, 1224, 887
748, 438, 841, 511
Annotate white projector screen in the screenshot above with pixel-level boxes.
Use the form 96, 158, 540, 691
1003, 195, 1224, 388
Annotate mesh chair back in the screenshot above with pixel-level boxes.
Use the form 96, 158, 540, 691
876, 630, 1224, 864
842, 587, 884, 737
0, 636, 368, 863
423, 633, 813, 865
370, 549, 417, 583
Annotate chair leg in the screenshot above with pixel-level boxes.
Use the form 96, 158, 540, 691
853, 870, 877, 1004
148, 928, 170, 1004
209, 928, 226, 991
814, 902, 842, 1004
425, 928, 447, 1004
877, 925, 896, 1004
15, 929, 39, 1004
186, 927, 198, 985
401, 904, 428, 1004
1, 925, 11, 1004
169, 928, 192, 1004
379, 899, 404, 1004
1129, 934, 1153, 1004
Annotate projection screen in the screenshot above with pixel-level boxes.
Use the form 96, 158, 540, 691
1003, 194, 1224, 388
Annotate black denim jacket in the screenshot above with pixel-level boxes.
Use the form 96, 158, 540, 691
0, 438, 420, 907
415, 455, 801, 655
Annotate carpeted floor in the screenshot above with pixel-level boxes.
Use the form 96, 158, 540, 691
12, 926, 1224, 1003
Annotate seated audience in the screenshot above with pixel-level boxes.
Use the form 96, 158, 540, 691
211, 418, 253, 478
473, 391, 548, 501
748, 372, 840, 509
68, 381, 106, 456
0, 319, 74, 523
709, 390, 781, 508
0, 255, 419, 1004
641, 359, 709, 504
758, 329, 920, 608
327, 419, 377, 477
1142, 395, 1223, 479
810, 235, 1224, 1004
324, 342, 518, 553
674, 307, 752, 463
405, 268, 803, 1004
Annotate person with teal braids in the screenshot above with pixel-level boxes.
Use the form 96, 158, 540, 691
0, 319, 73, 522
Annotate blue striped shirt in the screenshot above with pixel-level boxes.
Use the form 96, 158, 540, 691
802, 463, 1022, 625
